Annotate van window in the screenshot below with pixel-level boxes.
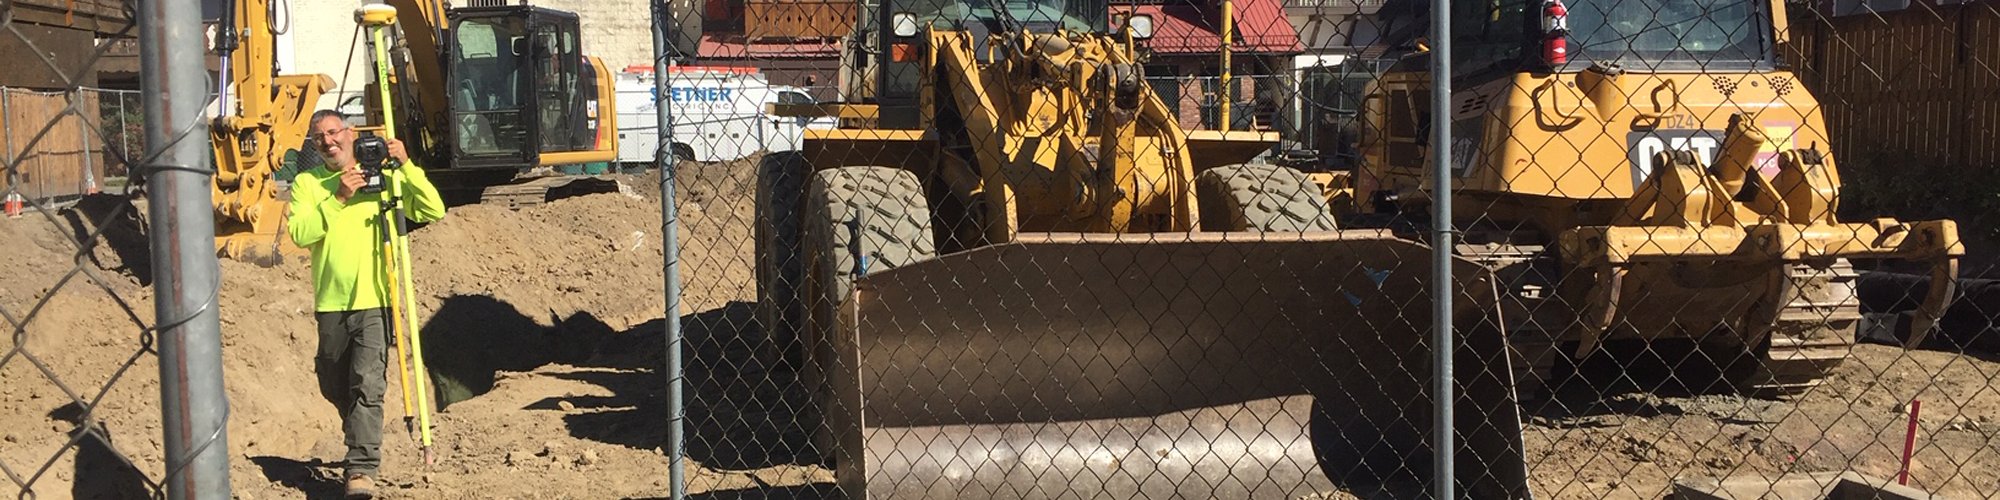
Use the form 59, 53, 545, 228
778, 91, 815, 105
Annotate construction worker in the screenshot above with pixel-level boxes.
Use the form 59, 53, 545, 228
288, 109, 445, 499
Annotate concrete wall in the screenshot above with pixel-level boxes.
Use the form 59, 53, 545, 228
287, 0, 376, 111
537, 0, 703, 72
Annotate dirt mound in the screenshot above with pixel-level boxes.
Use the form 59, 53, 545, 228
0, 162, 776, 498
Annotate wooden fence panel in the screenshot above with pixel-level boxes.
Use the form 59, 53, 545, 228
1794, 2, 1999, 169
3, 88, 105, 203
743, 0, 858, 40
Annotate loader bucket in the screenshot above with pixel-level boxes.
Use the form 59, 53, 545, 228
819, 231, 1531, 499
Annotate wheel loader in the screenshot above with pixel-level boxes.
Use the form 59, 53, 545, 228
1322, 0, 1963, 400
757, 0, 1529, 497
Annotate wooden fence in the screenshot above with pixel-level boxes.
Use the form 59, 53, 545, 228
2, 87, 140, 205
743, 0, 857, 40
1791, 1, 2000, 169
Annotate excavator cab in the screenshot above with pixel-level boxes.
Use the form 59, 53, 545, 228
444, 6, 611, 171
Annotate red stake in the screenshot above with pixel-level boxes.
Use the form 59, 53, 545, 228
1900, 399, 1922, 485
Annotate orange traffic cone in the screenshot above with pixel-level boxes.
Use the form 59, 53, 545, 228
4, 192, 22, 218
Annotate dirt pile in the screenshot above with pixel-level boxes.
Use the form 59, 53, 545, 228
0, 162, 780, 499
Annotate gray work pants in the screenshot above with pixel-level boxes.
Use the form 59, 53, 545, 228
315, 308, 390, 478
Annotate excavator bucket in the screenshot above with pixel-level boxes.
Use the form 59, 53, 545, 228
819, 231, 1531, 499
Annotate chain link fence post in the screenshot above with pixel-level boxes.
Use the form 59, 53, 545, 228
139, 0, 232, 496
1428, 0, 1455, 495
652, 0, 688, 498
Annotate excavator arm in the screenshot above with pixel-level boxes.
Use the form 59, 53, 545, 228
379, 0, 453, 167
210, 0, 330, 263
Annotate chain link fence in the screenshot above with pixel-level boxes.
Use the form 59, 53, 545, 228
2, 0, 230, 497
653, 0, 2000, 498
7, 0, 1997, 496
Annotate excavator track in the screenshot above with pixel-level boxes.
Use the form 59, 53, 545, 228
1743, 260, 1861, 396
1459, 243, 1564, 403
469, 174, 628, 210
1459, 241, 1860, 401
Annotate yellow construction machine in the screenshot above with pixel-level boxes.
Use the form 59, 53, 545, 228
207, 0, 330, 262
1323, 0, 1964, 399
209, 0, 619, 263
759, 0, 1528, 497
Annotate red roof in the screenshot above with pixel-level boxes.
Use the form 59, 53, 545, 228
697, 36, 842, 60
1115, 0, 1303, 55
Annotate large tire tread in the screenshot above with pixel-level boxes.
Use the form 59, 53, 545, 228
1196, 164, 1338, 232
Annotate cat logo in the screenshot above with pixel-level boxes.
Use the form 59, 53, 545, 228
1627, 129, 1722, 189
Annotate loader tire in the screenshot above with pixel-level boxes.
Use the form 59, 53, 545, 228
1196, 164, 1338, 232
756, 152, 810, 367
801, 166, 936, 461
806, 166, 937, 300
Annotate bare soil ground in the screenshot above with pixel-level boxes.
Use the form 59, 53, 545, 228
2, 160, 1997, 499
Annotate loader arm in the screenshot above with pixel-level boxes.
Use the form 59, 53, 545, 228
929, 30, 1201, 233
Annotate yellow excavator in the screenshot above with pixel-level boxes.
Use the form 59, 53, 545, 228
756, 0, 1963, 497
208, 0, 618, 263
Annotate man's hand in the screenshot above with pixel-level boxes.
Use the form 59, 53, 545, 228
386, 137, 409, 164
336, 164, 366, 202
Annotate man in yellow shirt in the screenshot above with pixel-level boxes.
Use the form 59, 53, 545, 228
289, 109, 445, 499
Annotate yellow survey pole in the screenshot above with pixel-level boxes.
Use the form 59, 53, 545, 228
360, 3, 436, 464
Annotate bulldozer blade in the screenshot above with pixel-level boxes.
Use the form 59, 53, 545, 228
823, 231, 1530, 499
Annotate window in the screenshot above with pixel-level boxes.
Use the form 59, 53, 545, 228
779, 91, 817, 105
1566, 0, 1770, 66
1450, 0, 1535, 76
1832, 0, 1911, 15
452, 16, 531, 156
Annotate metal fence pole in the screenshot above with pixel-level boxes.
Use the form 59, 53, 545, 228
1429, 0, 1454, 496
651, 1, 687, 498
5, 90, 15, 171
117, 92, 128, 170
78, 89, 95, 195
141, 0, 232, 497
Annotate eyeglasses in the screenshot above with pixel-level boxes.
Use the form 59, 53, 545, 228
310, 126, 351, 143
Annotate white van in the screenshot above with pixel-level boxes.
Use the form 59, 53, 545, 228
614, 65, 834, 165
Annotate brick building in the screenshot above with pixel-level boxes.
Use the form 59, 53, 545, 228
1116, 0, 1303, 131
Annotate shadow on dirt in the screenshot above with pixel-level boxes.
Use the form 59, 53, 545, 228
247, 456, 345, 500
1858, 270, 2000, 355
57, 193, 152, 284
533, 301, 822, 470
419, 295, 820, 470
49, 402, 154, 499
678, 484, 838, 500
419, 294, 619, 411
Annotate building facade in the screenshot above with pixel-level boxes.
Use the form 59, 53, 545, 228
693, 0, 853, 100
1117, 0, 1304, 132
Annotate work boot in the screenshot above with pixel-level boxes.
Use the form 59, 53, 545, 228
344, 473, 376, 500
